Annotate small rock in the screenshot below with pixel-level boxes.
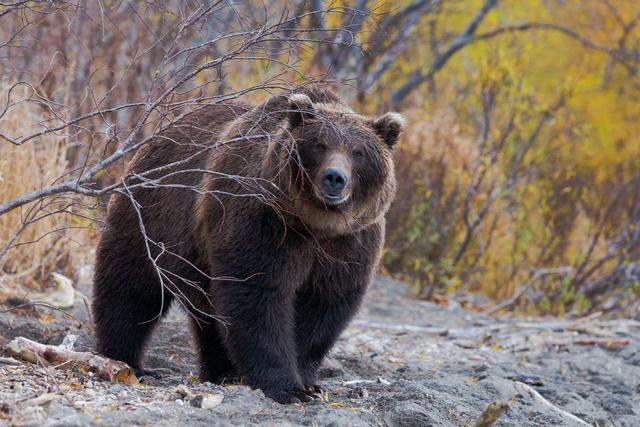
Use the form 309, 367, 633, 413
108, 384, 125, 394
59, 333, 77, 351
190, 393, 223, 409
175, 399, 184, 406
201, 394, 224, 409
342, 343, 358, 354
190, 395, 203, 408
349, 387, 369, 399
174, 385, 192, 399
367, 340, 384, 353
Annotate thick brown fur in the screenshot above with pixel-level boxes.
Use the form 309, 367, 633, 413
92, 86, 404, 403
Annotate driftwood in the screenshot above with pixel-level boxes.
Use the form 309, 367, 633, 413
7, 336, 136, 383
514, 381, 590, 426
351, 319, 449, 335
574, 338, 630, 346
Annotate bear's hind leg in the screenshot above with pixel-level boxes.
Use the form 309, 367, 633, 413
93, 257, 173, 373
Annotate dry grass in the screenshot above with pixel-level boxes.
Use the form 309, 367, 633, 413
0, 86, 92, 293
383, 105, 633, 314
384, 109, 479, 293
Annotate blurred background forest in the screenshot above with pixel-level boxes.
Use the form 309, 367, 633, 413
1, 0, 639, 317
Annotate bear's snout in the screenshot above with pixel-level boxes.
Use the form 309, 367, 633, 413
320, 166, 349, 205
314, 151, 352, 206
322, 168, 347, 193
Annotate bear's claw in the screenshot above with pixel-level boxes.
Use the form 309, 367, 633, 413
267, 388, 319, 404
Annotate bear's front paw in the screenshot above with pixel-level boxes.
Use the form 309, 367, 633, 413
264, 388, 316, 404
299, 366, 320, 390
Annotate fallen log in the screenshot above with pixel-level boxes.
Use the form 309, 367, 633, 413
7, 336, 137, 383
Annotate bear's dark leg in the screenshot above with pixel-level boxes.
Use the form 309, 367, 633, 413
93, 252, 173, 372
294, 284, 366, 390
189, 315, 237, 383
295, 224, 383, 389
212, 281, 309, 403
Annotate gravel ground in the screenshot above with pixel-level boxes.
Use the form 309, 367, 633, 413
1, 276, 639, 426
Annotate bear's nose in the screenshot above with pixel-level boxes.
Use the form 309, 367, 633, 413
322, 168, 347, 193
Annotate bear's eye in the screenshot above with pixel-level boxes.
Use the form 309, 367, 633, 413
315, 143, 327, 153
352, 148, 364, 158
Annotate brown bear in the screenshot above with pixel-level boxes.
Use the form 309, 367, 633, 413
92, 86, 404, 403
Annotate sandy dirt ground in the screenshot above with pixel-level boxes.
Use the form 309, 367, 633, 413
1, 276, 639, 426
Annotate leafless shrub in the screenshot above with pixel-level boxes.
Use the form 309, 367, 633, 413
2, 0, 638, 316
0, 1, 360, 300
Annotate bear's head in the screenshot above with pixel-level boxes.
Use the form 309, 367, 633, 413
270, 91, 405, 237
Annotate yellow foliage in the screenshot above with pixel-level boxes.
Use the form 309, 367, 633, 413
381, 0, 640, 312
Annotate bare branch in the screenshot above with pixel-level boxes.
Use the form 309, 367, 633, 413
391, 0, 498, 106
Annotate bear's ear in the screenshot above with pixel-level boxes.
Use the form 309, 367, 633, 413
372, 112, 406, 148
288, 93, 314, 128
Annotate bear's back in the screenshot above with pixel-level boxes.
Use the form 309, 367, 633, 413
128, 102, 252, 180
101, 101, 252, 272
